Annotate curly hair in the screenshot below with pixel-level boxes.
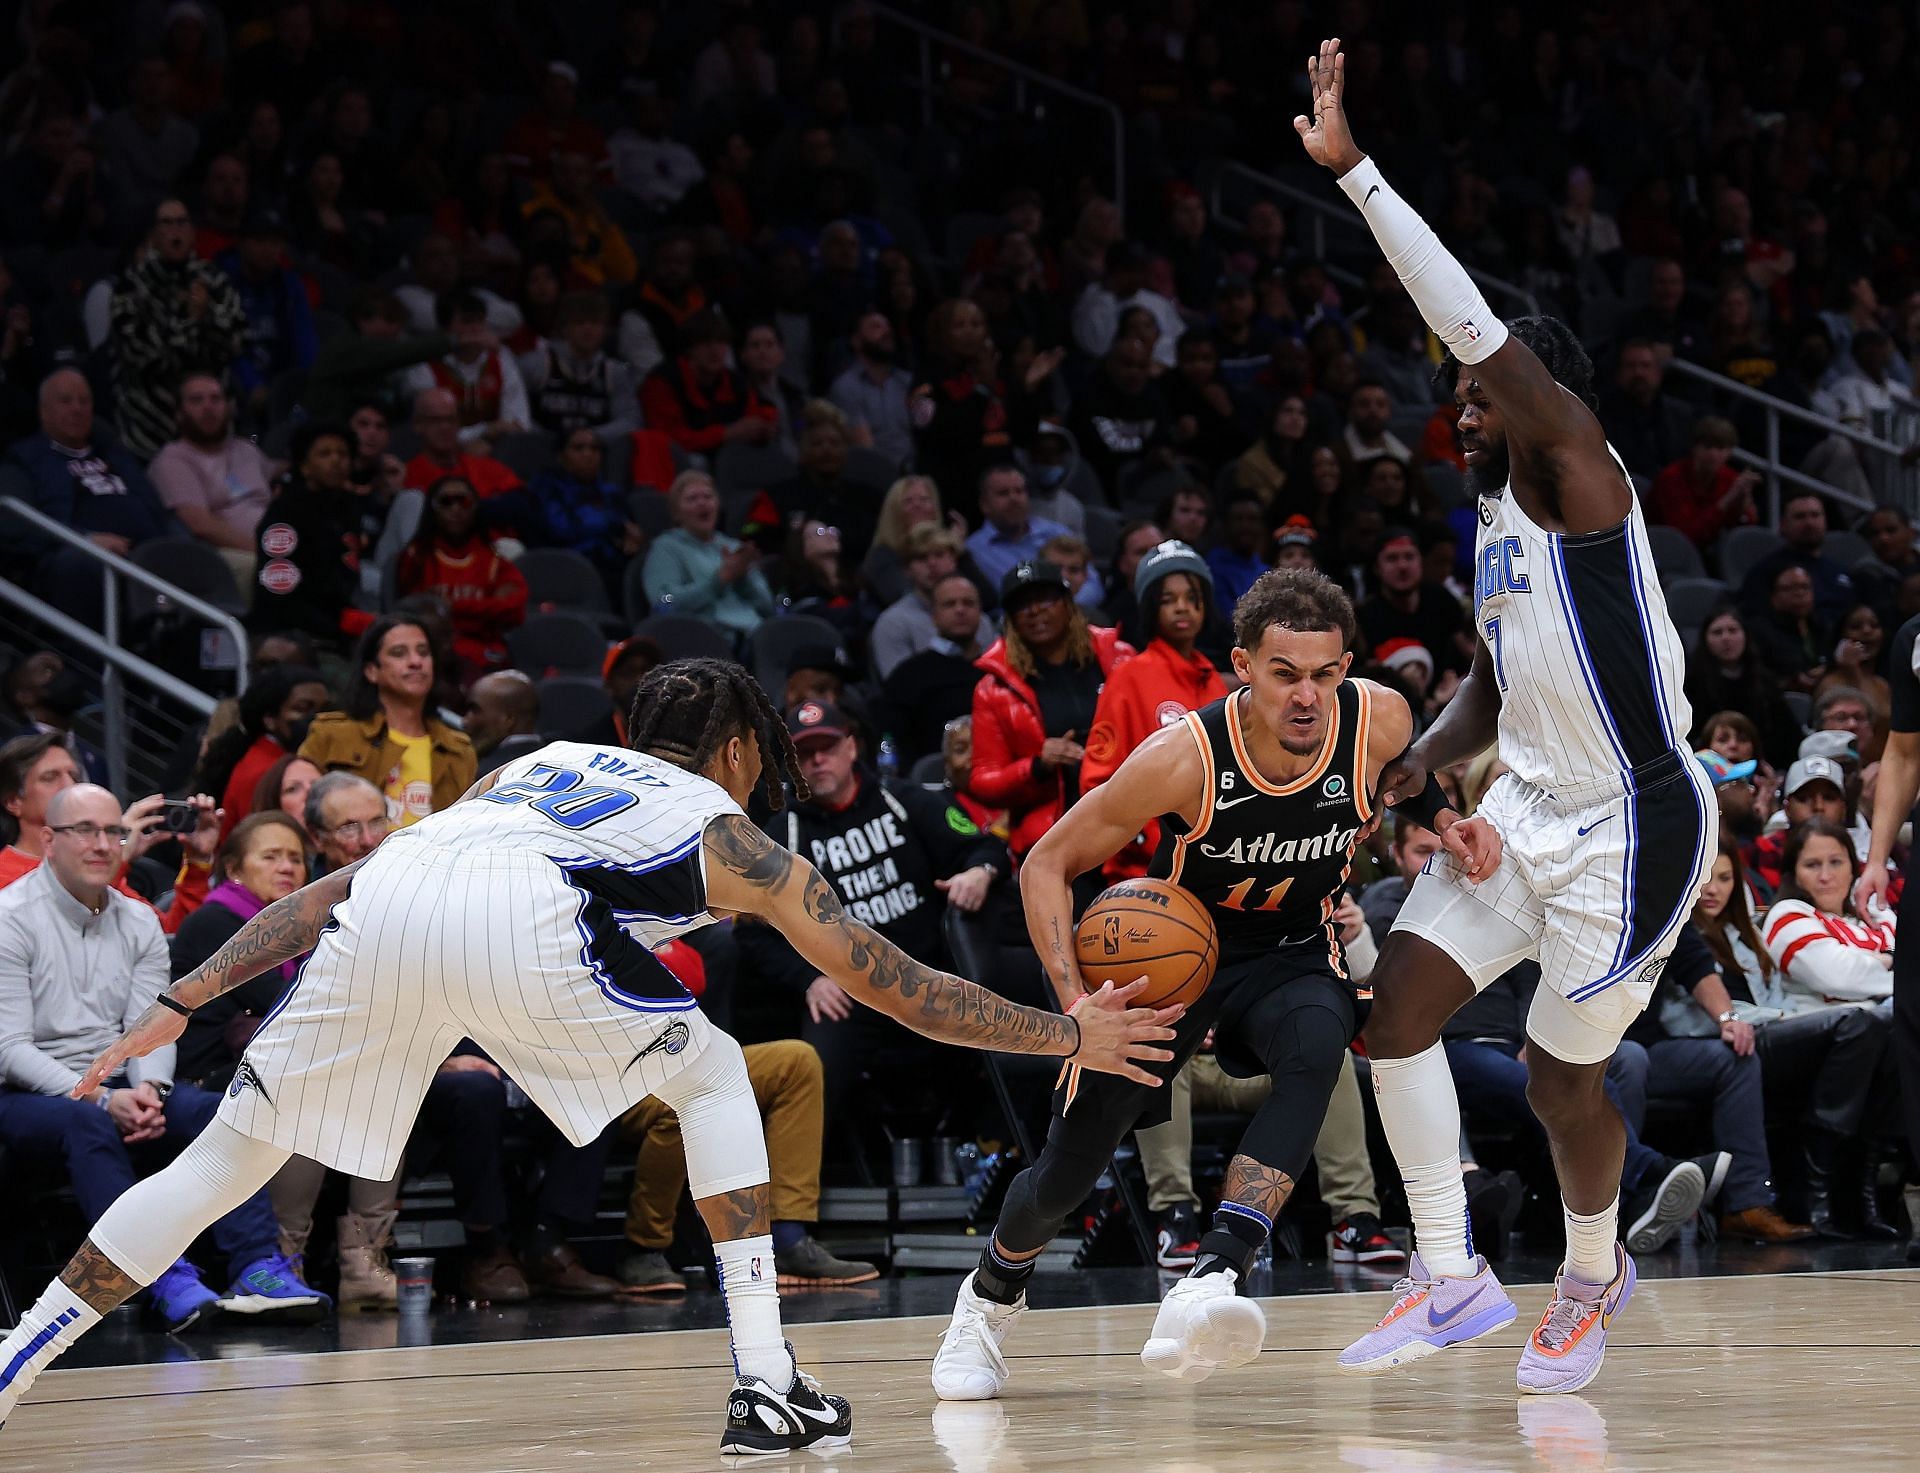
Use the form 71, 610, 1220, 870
1437, 314, 1595, 407
1232, 567, 1357, 652
625, 658, 806, 809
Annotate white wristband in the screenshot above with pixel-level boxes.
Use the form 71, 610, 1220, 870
1337, 156, 1509, 367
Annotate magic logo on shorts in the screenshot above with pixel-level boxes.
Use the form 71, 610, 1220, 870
227, 1058, 275, 1108
622, 1019, 692, 1076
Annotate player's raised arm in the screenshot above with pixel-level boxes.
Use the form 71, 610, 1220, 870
1020, 721, 1206, 1010
701, 813, 1181, 1085
1295, 37, 1624, 531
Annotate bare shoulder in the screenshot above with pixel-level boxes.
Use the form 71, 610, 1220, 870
1356, 679, 1415, 768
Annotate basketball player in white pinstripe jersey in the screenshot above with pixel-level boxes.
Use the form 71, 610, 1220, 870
1295, 39, 1716, 1396
0, 660, 1178, 1457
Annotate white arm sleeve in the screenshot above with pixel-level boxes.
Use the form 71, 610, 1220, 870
1337, 157, 1509, 367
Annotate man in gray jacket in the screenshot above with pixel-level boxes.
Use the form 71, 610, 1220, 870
0, 784, 324, 1330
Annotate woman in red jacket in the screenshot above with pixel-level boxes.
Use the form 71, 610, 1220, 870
394, 475, 529, 679
1080, 541, 1229, 881
970, 559, 1133, 868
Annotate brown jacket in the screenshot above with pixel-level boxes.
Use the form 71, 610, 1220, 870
298, 710, 476, 819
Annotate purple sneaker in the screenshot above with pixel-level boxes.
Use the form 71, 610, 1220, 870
1515, 1244, 1636, 1395
1336, 1252, 1517, 1375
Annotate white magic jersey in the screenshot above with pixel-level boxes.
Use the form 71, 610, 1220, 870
1471, 450, 1693, 793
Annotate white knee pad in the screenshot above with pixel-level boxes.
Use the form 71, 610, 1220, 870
90, 1120, 291, 1285
649, 1028, 770, 1202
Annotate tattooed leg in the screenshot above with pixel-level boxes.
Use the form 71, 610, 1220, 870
0, 1240, 140, 1423
60, 1239, 143, 1314
695, 1185, 771, 1242
1223, 1155, 1298, 1222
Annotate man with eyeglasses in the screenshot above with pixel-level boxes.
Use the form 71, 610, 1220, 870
305, 772, 394, 872
0, 784, 324, 1330
107, 198, 244, 458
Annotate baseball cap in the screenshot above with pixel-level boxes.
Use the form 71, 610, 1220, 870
1275, 515, 1317, 550
1000, 559, 1071, 611
1798, 729, 1859, 765
1133, 539, 1212, 607
786, 700, 853, 745
1695, 749, 1758, 787
1784, 756, 1845, 796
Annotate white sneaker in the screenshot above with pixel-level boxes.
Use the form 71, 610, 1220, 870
931, 1272, 1024, 1401
1140, 1269, 1267, 1383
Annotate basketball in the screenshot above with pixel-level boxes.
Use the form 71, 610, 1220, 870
1074, 878, 1219, 1011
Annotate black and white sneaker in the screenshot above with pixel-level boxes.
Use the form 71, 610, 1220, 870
719, 1348, 852, 1456
1622, 1155, 1706, 1253
1328, 1212, 1407, 1266
1154, 1203, 1201, 1271
1690, 1151, 1733, 1210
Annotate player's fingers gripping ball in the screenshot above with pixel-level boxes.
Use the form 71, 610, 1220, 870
1074, 878, 1219, 1012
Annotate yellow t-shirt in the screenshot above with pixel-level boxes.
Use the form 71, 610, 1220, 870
384, 731, 436, 826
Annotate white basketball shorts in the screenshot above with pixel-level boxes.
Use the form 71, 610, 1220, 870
216, 839, 717, 1180
1390, 753, 1714, 1064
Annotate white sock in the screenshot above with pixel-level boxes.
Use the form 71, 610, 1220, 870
0, 1279, 103, 1420
1371, 1042, 1474, 1276
1562, 1197, 1620, 1285
714, 1234, 792, 1391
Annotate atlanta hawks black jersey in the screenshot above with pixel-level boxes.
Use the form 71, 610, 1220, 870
1150, 683, 1375, 969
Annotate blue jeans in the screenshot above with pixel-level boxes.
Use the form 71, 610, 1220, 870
1445, 1039, 1666, 1193
1609, 1037, 1775, 1215
0, 1081, 280, 1275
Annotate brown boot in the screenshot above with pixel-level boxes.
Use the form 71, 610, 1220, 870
337, 1210, 399, 1311
526, 1241, 623, 1299
1720, 1205, 1816, 1243
461, 1237, 531, 1303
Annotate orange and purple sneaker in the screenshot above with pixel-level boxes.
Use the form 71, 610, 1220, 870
1336, 1251, 1517, 1375
1516, 1243, 1637, 1395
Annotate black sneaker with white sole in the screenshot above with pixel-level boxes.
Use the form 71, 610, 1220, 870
1691, 1151, 1733, 1210
1328, 1212, 1406, 1266
719, 1353, 852, 1456
1622, 1155, 1706, 1253
1154, 1203, 1201, 1272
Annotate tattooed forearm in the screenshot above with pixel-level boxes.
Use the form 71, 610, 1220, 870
694, 1185, 770, 1241
61, 1239, 143, 1313
1223, 1155, 1297, 1222
168, 860, 361, 1009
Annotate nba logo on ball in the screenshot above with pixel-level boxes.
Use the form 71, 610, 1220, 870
1101, 914, 1121, 956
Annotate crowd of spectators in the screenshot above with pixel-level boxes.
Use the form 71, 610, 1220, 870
0, 0, 1917, 1333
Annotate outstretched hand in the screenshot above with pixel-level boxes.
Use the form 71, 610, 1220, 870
71, 1002, 186, 1099
1068, 977, 1183, 1087
1293, 37, 1365, 176
1441, 814, 1502, 885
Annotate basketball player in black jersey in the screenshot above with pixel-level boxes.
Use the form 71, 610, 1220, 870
931, 568, 1500, 1395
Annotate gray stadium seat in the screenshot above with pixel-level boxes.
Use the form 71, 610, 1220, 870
714, 441, 797, 493
1718, 526, 1784, 589
492, 430, 556, 483
633, 613, 735, 663
1663, 576, 1732, 631
1823, 528, 1872, 571
535, 676, 613, 738
515, 548, 610, 615
506, 612, 608, 677
746, 614, 848, 699
1647, 524, 1705, 581
127, 538, 246, 621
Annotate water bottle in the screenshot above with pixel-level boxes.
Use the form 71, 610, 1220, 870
877, 733, 900, 783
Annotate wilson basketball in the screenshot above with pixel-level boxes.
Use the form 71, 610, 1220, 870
1074, 879, 1219, 1011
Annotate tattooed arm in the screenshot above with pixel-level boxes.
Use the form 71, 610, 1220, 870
70, 859, 367, 1098
702, 814, 1181, 1085
1023, 722, 1207, 1007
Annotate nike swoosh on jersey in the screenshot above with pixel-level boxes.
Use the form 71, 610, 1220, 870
1213, 792, 1261, 811
1574, 815, 1613, 837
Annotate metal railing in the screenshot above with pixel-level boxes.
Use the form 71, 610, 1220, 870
851, 3, 1127, 220
0, 498, 248, 794
1660, 360, 1919, 524
1204, 159, 1541, 317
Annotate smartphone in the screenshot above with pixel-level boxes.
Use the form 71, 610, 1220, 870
160, 799, 200, 834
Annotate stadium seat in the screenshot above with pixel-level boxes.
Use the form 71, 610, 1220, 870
909, 752, 946, 785
1084, 503, 1124, 563
1663, 576, 1732, 631
1647, 524, 1705, 581
843, 445, 900, 494
506, 612, 608, 677
714, 442, 798, 494
746, 614, 848, 698
1823, 528, 1872, 570
127, 538, 247, 621
628, 490, 672, 539
1782, 689, 1811, 731
1718, 526, 1784, 588
492, 430, 556, 483
515, 548, 611, 615
535, 675, 613, 738
633, 613, 735, 664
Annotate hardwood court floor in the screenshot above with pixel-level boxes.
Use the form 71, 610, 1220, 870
10, 1268, 1917, 1472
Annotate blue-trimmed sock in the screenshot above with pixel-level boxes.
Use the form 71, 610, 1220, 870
0, 1278, 102, 1422
1192, 1201, 1270, 1278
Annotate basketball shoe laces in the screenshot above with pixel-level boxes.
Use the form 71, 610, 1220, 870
943, 1303, 1014, 1377
1531, 1290, 1595, 1352
1372, 1274, 1430, 1328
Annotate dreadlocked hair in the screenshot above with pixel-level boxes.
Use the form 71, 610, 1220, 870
625, 658, 808, 809
1435, 314, 1595, 408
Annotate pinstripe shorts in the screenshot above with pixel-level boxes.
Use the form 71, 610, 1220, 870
1391, 754, 1714, 1063
216, 842, 714, 1180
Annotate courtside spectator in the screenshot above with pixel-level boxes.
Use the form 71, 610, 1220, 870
1740, 491, 1859, 627
522, 292, 638, 446
508, 426, 644, 604
1598, 338, 1696, 480
966, 465, 1073, 591
405, 290, 531, 447
829, 309, 914, 467
1358, 527, 1474, 673
640, 470, 773, 641
148, 372, 273, 589
871, 524, 981, 679
250, 422, 369, 645
463, 671, 543, 777
191, 664, 330, 841
1650, 417, 1760, 549
1684, 607, 1804, 766
862, 476, 966, 606
394, 477, 528, 677
880, 575, 991, 761
639, 310, 777, 457
910, 298, 1052, 525
401, 387, 523, 498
